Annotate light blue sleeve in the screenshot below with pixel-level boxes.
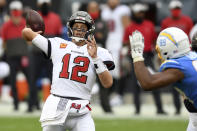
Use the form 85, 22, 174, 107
159, 60, 184, 72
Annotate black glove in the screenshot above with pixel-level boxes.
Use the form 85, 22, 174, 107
184, 99, 197, 113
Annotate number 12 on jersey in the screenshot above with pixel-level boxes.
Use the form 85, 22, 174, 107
59, 54, 90, 84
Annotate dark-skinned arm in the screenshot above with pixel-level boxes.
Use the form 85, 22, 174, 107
134, 61, 184, 91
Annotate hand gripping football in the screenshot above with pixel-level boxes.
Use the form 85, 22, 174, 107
26, 9, 45, 34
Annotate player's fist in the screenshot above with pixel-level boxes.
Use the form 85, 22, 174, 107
129, 30, 144, 62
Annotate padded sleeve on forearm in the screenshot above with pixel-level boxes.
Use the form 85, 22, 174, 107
32, 34, 48, 54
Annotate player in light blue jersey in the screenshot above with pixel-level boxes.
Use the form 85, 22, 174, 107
129, 27, 197, 131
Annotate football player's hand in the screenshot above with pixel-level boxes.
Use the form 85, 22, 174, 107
129, 30, 144, 62
86, 35, 97, 58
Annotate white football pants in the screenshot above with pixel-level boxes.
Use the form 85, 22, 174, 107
43, 113, 95, 131
187, 113, 197, 131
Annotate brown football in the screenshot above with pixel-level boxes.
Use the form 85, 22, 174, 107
26, 9, 45, 34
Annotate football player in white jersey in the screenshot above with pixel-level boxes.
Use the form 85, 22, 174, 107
22, 11, 114, 131
101, 0, 130, 80
101, 0, 130, 106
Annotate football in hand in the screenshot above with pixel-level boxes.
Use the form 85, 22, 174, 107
26, 9, 45, 34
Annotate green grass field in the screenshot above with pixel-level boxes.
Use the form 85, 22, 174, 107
0, 117, 188, 131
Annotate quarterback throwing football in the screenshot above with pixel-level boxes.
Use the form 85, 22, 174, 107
130, 27, 197, 131
22, 11, 114, 131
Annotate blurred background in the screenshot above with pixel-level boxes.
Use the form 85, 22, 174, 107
0, 0, 196, 130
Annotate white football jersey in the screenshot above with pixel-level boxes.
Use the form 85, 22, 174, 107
101, 5, 130, 51
101, 5, 130, 78
40, 37, 114, 100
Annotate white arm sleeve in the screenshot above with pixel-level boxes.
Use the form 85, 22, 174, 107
97, 47, 114, 62
32, 34, 48, 54
97, 47, 115, 70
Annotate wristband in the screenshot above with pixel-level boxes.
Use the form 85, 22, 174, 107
133, 56, 144, 63
92, 57, 107, 74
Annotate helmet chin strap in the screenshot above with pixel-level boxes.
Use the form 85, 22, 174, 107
71, 37, 86, 42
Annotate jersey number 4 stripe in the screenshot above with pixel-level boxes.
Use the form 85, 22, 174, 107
59, 54, 90, 84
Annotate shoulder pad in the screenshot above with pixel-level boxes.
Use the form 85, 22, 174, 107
159, 60, 184, 72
